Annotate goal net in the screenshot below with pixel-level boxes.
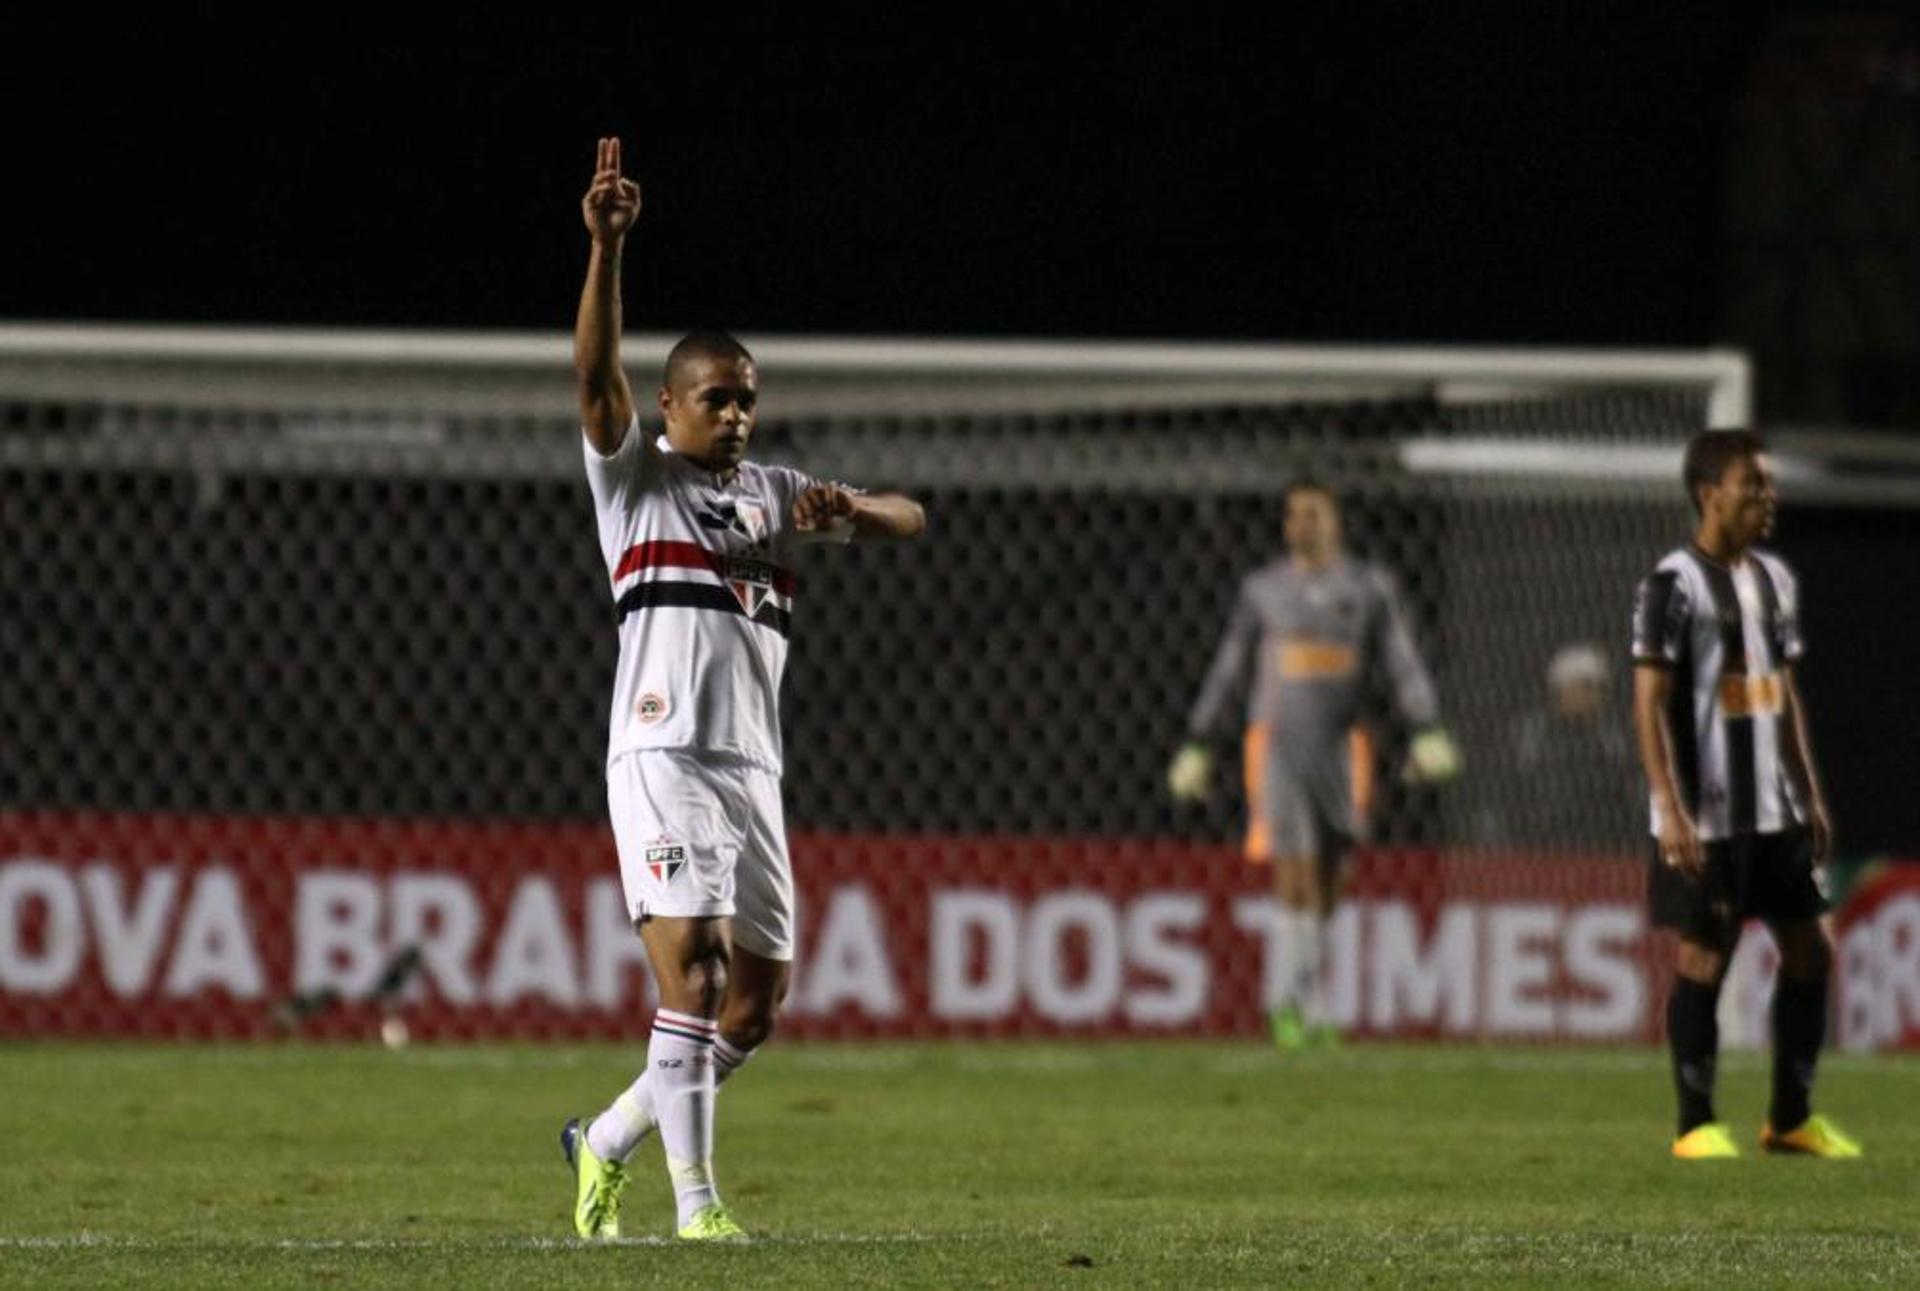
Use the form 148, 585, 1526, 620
1, 325, 1760, 1044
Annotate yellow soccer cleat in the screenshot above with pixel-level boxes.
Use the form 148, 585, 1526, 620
561, 1116, 628, 1239
677, 1203, 750, 1242
1270, 1005, 1309, 1053
1762, 1114, 1863, 1159
1672, 1122, 1741, 1160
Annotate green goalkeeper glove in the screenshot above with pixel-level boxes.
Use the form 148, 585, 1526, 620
1167, 742, 1214, 802
1405, 727, 1462, 785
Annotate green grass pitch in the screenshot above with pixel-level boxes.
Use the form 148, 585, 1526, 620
1, 1041, 1916, 1288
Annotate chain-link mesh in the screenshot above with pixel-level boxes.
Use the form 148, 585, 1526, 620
2, 342, 1728, 1040
4, 390, 1701, 838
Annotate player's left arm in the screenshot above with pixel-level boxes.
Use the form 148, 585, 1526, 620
1766, 556, 1831, 864
1370, 568, 1459, 783
792, 483, 926, 541
1779, 666, 1834, 866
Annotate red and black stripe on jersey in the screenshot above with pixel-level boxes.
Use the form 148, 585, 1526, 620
612, 539, 798, 638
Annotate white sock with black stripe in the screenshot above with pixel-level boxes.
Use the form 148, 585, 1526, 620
647, 1008, 720, 1225
585, 1032, 761, 1164
587, 1072, 655, 1164
713, 1035, 755, 1083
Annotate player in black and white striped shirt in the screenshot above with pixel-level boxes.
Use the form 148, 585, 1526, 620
1631, 429, 1859, 1160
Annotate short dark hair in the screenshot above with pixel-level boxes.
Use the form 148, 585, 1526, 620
664, 330, 754, 392
1682, 429, 1766, 515
1282, 477, 1338, 511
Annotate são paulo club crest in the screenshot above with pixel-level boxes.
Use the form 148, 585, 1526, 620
644, 838, 686, 884
724, 555, 776, 617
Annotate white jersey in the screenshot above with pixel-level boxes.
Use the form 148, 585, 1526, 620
1630, 544, 1807, 841
584, 417, 847, 772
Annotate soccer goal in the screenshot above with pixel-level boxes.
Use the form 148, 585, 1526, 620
2, 324, 1759, 1044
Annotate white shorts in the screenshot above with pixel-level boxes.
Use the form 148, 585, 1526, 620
607, 748, 795, 960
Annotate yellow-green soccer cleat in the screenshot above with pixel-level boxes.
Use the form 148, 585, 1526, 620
1671, 1122, 1741, 1160
1270, 1005, 1309, 1052
561, 1116, 628, 1239
1762, 1114, 1863, 1159
677, 1203, 749, 1243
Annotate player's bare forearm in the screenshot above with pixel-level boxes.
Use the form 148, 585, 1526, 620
575, 238, 634, 452
575, 137, 640, 453
1780, 669, 1833, 856
848, 492, 926, 540
1633, 664, 1701, 870
1632, 666, 1682, 814
1777, 670, 1825, 802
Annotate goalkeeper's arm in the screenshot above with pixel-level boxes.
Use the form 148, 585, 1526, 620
1371, 567, 1460, 785
1168, 586, 1258, 802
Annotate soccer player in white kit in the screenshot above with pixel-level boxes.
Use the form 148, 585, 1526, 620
561, 137, 927, 1241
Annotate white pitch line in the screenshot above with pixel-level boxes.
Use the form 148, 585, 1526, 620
0, 1232, 963, 1252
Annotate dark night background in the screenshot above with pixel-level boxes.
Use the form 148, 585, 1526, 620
10, 9, 1758, 346
7, 7, 1919, 850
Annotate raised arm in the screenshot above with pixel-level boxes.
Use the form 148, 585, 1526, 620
576, 136, 640, 456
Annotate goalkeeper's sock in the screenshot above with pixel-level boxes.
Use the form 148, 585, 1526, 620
1668, 977, 1721, 1135
1266, 905, 1303, 1011
1292, 911, 1326, 1024
646, 1009, 721, 1226
1769, 975, 1828, 1132
586, 1028, 759, 1164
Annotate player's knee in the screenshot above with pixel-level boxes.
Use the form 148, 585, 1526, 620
723, 1011, 776, 1052
679, 949, 731, 1014
1674, 941, 1726, 985
1778, 924, 1834, 980
1272, 859, 1314, 910
720, 981, 785, 1048
1309, 876, 1338, 918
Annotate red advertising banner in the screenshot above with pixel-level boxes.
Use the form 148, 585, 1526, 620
1833, 861, 1920, 1052
2, 811, 1908, 1047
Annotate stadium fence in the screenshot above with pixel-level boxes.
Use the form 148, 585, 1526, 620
3, 326, 1913, 1048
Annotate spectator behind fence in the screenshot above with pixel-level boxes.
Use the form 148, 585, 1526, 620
1483, 643, 1640, 853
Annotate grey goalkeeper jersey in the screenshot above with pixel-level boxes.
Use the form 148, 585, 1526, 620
1187, 556, 1441, 763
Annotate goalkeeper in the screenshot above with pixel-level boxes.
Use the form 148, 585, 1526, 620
1168, 480, 1459, 1047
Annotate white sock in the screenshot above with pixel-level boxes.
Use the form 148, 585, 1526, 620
1294, 912, 1327, 1024
713, 1035, 756, 1084
586, 1034, 760, 1164
647, 1008, 720, 1225
1275, 906, 1320, 1014
586, 1071, 656, 1164
1270, 905, 1299, 1010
